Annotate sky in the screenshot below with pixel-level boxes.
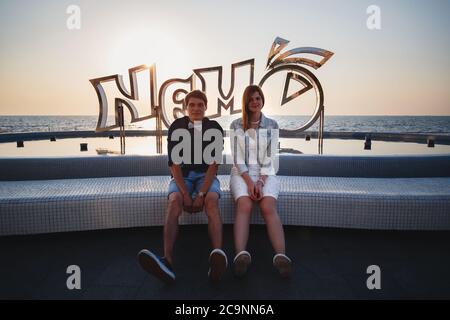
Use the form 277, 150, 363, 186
0, 0, 449, 118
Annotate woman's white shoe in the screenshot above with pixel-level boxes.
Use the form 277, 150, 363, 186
273, 253, 292, 278
233, 250, 251, 277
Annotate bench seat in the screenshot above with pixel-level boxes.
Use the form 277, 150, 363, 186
1, 175, 449, 235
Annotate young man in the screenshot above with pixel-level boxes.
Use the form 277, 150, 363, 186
138, 90, 227, 284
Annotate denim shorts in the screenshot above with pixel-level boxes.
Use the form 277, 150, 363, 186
168, 170, 222, 198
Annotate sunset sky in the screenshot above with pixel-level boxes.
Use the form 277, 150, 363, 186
1, 0, 449, 117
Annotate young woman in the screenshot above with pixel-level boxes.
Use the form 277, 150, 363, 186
229, 85, 292, 278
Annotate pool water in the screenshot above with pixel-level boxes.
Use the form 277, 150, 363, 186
0, 136, 449, 157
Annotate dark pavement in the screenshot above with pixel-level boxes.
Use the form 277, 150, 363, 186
1, 225, 450, 300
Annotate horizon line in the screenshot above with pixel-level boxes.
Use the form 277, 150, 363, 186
1, 114, 450, 117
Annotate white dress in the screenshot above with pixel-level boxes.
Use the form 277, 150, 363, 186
230, 124, 280, 201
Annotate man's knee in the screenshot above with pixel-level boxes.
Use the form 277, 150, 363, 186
204, 192, 219, 215
205, 192, 220, 219
168, 192, 183, 212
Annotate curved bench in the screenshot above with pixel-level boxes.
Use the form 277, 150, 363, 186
1, 154, 450, 235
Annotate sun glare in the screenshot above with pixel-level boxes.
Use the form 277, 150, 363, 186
108, 26, 191, 77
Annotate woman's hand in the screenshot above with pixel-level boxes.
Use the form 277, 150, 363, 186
242, 172, 259, 201
246, 181, 259, 201
255, 180, 264, 201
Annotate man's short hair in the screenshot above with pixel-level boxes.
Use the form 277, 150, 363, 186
184, 90, 208, 106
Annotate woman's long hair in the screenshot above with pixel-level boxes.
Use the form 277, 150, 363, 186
242, 85, 265, 131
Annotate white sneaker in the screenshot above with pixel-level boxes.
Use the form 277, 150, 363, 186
208, 248, 228, 282
273, 253, 292, 278
233, 251, 251, 277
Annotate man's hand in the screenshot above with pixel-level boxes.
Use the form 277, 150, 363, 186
182, 192, 194, 213
191, 195, 205, 213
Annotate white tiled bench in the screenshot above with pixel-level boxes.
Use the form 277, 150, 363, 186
1, 155, 450, 235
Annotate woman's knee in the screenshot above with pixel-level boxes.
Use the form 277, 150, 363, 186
236, 197, 253, 214
259, 198, 277, 216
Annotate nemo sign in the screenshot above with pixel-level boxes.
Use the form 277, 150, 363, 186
90, 37, 333, 133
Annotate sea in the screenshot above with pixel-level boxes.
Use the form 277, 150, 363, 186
1, 115, 450, 135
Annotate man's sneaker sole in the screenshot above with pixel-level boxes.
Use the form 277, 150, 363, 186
233, 251, 251, 277
273, 254, 292, 278
138, 249, 175, 284
208, 249, 228, 282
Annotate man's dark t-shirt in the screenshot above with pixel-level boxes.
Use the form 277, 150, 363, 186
167, 116, 224, 177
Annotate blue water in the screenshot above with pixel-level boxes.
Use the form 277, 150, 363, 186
1, 115, 450, 135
